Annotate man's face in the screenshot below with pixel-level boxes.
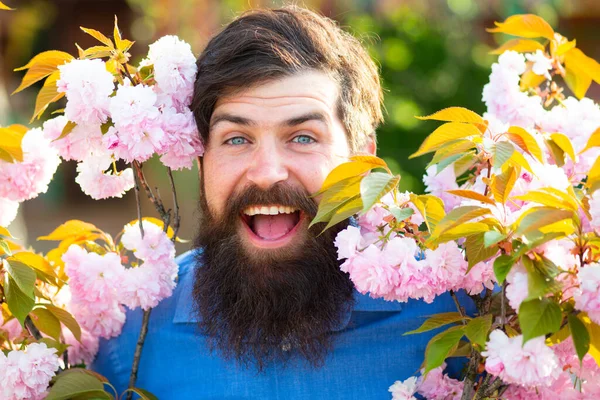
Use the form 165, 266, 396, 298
201, 71, 352, 257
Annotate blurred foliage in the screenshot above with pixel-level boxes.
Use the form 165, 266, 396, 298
344, 7, 494, 193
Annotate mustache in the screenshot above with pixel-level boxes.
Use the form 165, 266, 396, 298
219, 182, 319, 222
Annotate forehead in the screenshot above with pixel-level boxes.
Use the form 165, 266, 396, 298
211, 71, 340, 125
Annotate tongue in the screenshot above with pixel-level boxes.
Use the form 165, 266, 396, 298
253, 214, 297, 240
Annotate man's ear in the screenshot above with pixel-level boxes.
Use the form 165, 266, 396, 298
362, 136, 377, 155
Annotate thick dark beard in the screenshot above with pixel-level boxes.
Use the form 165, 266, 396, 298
192, 182, 355, 371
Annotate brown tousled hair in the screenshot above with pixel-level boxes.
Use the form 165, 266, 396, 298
191, 6, 384, 151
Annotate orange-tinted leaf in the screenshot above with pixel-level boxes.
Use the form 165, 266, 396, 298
491, 166, 519, 204
12, 51, 74, 94
553, 38, 576, 57
507, 150, 534, 173
550, 133, 576, 162
490, 38, 544, 55
580, 127, 600, 154
416, 107, 485, 125
113, 16, 123, 50
520, 69, 547, 90
506, 126, 544, 162
80, 27, 114, 48
410, 122, 482, 158
0, 1, 14, 10
446, 189, 496, 205
82, 45, 113, 59
566, 48, 600, 85
317, 157, 388, 194
487, 14, 554, 40
0, 124, 27, 162
38, 220, 100, 241
32, 71, 64, 122
565, 58, 592, 99
587, 157, 600, 193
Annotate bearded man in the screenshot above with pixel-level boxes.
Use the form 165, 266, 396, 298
93, 6, 473, 398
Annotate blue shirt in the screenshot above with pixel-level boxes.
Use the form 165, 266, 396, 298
92, 250, 474, 399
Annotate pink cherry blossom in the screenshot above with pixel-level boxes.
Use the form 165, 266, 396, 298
423, 165, 460, 211
482, 51, 545, 128
505, 262, 529, 311
0, 343, 61, 400
74, 154, 134, 200
347, 244, 400, 297
159, 107, 204, 170
42, 116, 105, 162
424, 241, 468, 295
63, 325, 99, 366
57, 59, 114, 125
482, 330, 559, 387
141, 35, 197, 110
108, 85, 167, 163
334, 225, 363, 261
121, 220, 175, 262
117, 260, 178, 311
416, 364, 464, 400
460, 260, 496, 295
573, 263, 600, 324
0, 128, 61, 202
388, 376, 418, 400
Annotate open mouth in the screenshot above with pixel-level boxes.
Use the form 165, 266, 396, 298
240, 205, 303, 246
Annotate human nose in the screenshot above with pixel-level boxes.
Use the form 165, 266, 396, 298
245, 139, 289, 189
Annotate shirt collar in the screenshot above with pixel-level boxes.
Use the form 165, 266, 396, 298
173, 250, 403, 328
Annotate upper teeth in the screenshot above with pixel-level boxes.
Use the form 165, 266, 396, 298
243, 205, 298, 216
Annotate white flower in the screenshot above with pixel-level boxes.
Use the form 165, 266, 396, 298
526, 50, 553, 79
0, 197, 19, 227
75, 153, 134, 200
389, 376, 418, 400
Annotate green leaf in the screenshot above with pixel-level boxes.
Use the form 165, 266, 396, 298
465, 233, 498, 270
321, 195, 363, 232
310, 175, 362, 227
569, 314, 590, 364
389, 207, 414, 222
0, 238, 12, 255
122, 388, 159, 400
5, 277, 35, 326
4, 259, 36, 297
410, 194, 446, 232
493, 255, 514, 284
545, 138, 566, 167
54, 120, 77, 141
360, 172, 400, 213
465, 314, 493, 348
514, 207, 574, 237
403, 312, 468, 335
410, 122, 482, 159
484, 230, 506, 248
46, 369, 110, 400
433, 206, 491, 238
518, 298, 562, 344
31, 308, 62, 341
424, 325, 465, 373
45, 304, 82, 342
522, 256, 561, 300
493, 141, 515, 168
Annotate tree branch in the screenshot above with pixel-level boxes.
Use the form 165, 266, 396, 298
126, 308, 152, 400
24, 316, 43, 340
167, 168, 180, 240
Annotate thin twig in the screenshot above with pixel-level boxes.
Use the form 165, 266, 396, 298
132, 163, 145, 238
24, 316, 42, 340
449, 290, 467, 325
133, 161, 168, 218
500, 283, 506, 330
126, 308, 152, 400
167, 168, 181, 240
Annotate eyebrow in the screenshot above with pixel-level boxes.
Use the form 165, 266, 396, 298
209, 112, 328, 129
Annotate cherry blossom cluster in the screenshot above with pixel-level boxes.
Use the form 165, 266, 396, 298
60, 220, 177, 363
334, 194, 495, 304
0, 128, 61, 226
366, 49, 600, 398
41, 35, 203, 200
0, 342, 61, 400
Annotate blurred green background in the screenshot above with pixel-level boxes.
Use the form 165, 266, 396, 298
1, 0, 599, 251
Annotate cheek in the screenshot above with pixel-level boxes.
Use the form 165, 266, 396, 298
290, 153, 343, 195
202, 153, 244, 215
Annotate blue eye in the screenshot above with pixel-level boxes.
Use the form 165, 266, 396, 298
226, 137, 248, 145
292, 135, 315, 144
